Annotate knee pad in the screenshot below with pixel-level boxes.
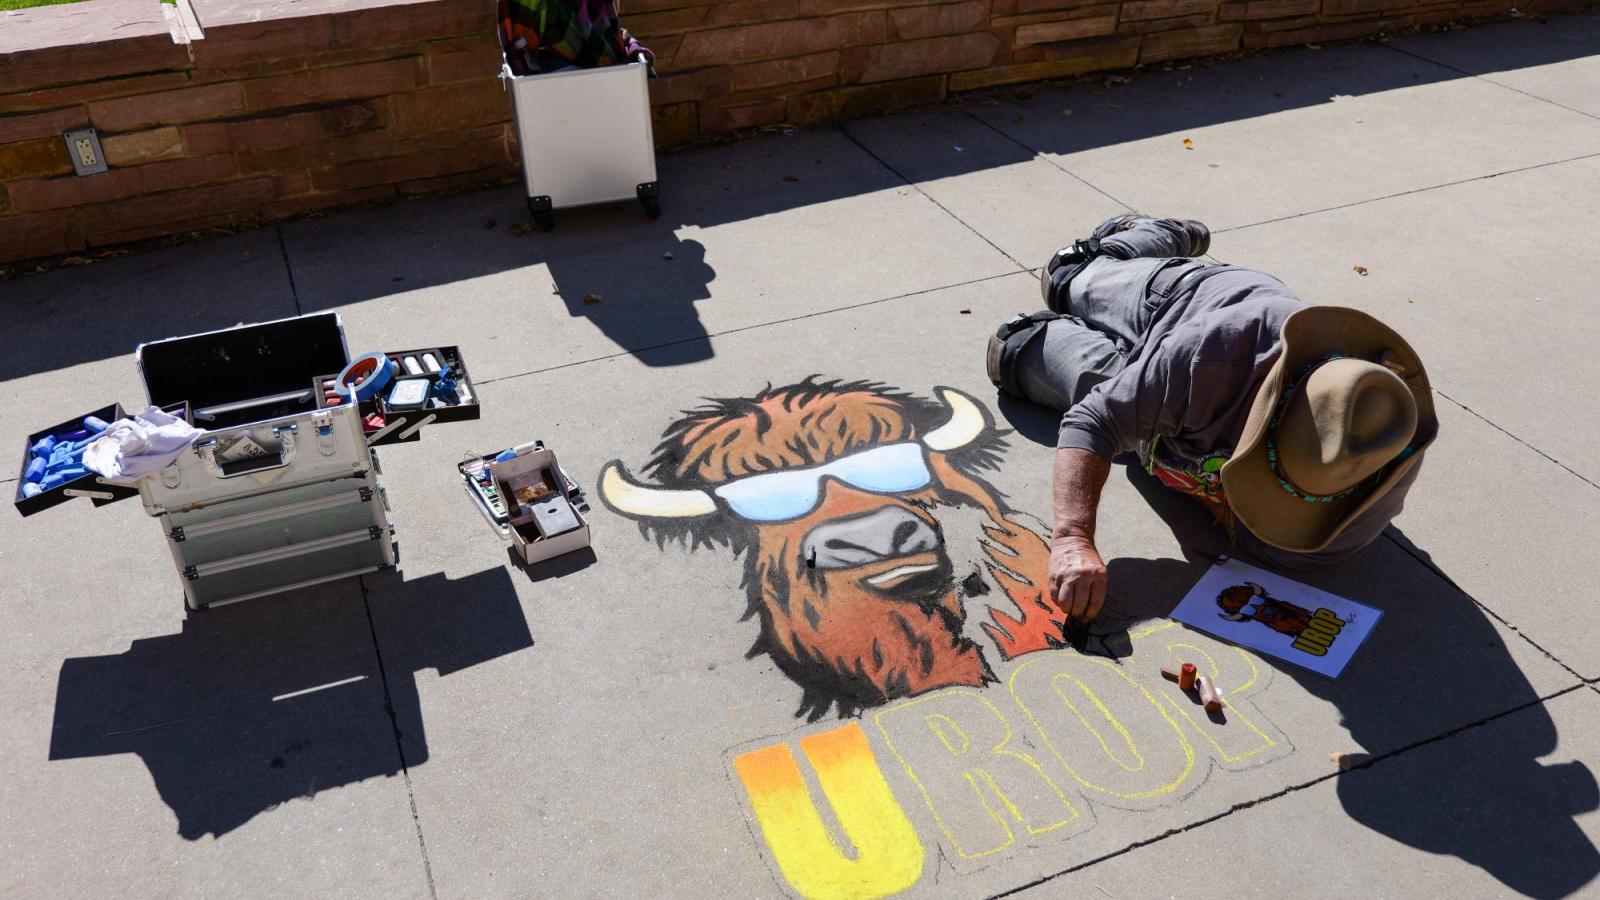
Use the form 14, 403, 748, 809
1039, 237, 1103, 313
987, 312, 1062, 398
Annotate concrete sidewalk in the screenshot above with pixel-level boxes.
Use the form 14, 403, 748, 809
4, 13, 1600, 899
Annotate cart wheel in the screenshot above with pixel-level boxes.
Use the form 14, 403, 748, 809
636, 182, 661, 222
528, 195, 555, 232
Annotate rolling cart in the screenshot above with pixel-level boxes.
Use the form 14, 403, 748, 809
500, 46, 660, 231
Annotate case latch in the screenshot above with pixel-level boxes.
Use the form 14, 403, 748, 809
313, 411, 337, 457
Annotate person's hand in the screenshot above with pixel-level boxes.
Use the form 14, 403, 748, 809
1048, 534, 1107, 623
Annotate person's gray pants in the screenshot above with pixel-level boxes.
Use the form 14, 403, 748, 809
1012, 217, 1207, 412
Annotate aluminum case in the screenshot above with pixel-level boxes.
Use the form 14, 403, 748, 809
135, 314, 396, 609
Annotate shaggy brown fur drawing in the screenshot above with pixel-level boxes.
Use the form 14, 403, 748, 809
599, 378, 1068, 720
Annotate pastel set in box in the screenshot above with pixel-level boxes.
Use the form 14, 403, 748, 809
460, 442, 590, 565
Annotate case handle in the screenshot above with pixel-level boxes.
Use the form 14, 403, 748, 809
195, 424, 299, 479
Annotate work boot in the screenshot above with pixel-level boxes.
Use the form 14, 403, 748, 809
1091, 214, 1211, 257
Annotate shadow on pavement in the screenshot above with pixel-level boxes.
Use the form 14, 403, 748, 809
11, 14, 1594, 380
0, 231, 301, 385
47, 566, 531, 840
995, 390, 1061, 447
551, 235, 716, 366
1103, 462, 1600, 898
511, 544, 598, 582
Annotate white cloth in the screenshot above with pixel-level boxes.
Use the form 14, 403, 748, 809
82, 406, 203, 483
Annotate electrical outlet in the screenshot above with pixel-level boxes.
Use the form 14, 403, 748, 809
63, 128, 107, 176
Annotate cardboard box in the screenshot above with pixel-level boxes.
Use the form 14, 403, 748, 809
461, 442, 590, 565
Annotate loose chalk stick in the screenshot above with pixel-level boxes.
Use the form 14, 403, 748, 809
30, 435, 56, 457
1196, 676, 1223, 713
403, 356, 423, 376
1160, 666, 1181, 683
41, 467, 87, 490
422, 353, 441, 373
1179, 662, 1197, 692
25, 457, 47, 482
83, 416, 109, 433
21, 482, 42, 498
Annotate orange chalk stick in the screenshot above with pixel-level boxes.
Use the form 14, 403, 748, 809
1160, 666, 1181, 683
1179, 662, 1197, 692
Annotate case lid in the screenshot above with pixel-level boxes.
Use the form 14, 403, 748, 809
138, 313, 348, 411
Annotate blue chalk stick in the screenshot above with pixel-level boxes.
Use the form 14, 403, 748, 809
57, 428, 90, 442
21, 483, 41, 499
25, 457, 46, 482
30, 435, 56, 457
40, 467, 86, 490
83, 416, 109, 433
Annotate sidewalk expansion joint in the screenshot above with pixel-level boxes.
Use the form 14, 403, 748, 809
1383, 528, 1589, 683
357, 574, 439, 900
1215, 149, 1600, 235
1382, 41, 1600, 125
1433, 389, 1599, 494
473, 269, 1024, 387
836, 122, 1032, 273
988, 681, 1590, 899
959, 107, 1139, 215
276, 225, 304, 316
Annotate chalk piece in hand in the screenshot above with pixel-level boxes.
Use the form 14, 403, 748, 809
1179, 662, 1197, 692
1196, 676, 1223, 713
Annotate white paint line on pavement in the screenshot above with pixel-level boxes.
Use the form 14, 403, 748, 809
272, 675, 367, 702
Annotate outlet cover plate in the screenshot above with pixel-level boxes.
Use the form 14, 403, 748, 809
64, 128, 107, 176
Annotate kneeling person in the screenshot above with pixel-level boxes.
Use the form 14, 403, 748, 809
987, 215, 1437, 623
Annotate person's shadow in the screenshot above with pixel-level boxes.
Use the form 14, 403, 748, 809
47, 567, 532, 840
1115, 463, 1600, 898
998, 395, 1600, 897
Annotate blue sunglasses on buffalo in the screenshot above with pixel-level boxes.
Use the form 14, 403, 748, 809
711, 443, 933, 522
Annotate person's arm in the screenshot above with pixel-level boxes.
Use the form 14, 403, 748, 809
1049, 447, 1111, 623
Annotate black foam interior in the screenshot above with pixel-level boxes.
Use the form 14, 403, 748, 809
140, 314, 349, 415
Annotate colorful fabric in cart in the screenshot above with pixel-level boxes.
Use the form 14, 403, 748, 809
500, 0, 655, 76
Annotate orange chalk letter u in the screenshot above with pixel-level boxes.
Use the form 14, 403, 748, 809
733, 723, 925, 900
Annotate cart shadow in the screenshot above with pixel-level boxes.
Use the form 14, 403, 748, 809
47, 566, 531, 841
548, 231, 717, 366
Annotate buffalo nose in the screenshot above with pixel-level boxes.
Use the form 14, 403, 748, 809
800, 506, 939, 570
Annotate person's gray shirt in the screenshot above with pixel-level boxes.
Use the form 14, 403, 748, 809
1056, 264, 1417, 567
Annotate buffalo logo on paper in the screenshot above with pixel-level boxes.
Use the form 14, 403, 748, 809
1217, 582, 1347, 657
598, 378, 1068, 720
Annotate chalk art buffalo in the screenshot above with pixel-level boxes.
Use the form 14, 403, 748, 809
598, 378, 1068, 719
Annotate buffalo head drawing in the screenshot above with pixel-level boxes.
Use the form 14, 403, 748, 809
598, 378, 1069, 720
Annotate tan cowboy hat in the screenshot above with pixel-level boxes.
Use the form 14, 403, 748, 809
1220, 306, 1438, 553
